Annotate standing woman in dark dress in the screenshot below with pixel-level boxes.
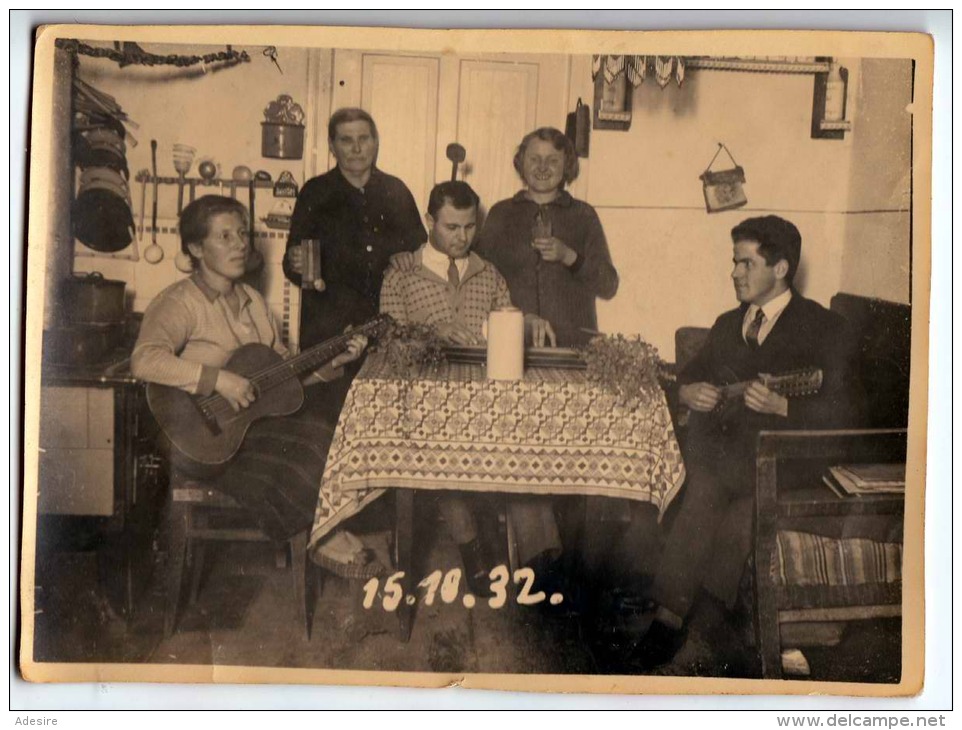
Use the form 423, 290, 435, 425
132, 196, 367, 541
283, 108, 427, 413
471, 128, 622, 599
474, 127, 619, 347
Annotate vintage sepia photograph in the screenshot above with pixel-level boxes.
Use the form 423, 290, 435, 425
19, 24, 932, 696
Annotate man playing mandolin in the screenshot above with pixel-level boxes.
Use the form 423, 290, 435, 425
611, 215, 859, 670
132, 195, 368, 542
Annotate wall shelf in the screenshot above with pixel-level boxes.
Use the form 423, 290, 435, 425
686, 58, 832, 75
818, 120, 853, 132
592, 56, 851, 139
683, 56, 852, 140
131, 173, 276, 207
133, 172, 274, 189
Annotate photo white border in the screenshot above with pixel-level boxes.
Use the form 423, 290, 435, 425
7, 8, 952, 714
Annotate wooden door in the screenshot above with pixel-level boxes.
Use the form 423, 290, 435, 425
437, 55, 568, 216
331, 50, 570, 215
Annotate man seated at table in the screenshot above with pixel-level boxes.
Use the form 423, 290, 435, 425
380, 180, 561, 597
616, 215, 859, 671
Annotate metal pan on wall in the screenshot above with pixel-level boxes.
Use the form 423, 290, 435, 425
72, 166, 134, 252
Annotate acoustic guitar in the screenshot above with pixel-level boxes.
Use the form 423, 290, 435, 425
147, 314, 391, 467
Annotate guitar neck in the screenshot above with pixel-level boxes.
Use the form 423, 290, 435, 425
288, 336, 352, 373
248, 318, 384, 393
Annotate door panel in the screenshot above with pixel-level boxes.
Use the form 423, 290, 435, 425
456, 60, 539, 216
330, 50, 569, 217
39, 386, 88, 448
360, 54, 440, 211
86, 388, 114, 448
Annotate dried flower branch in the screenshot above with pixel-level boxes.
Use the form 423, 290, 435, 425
579, 333, 672, 408
373, 320, 447, 379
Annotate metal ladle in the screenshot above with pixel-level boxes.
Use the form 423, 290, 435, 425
446, 143, 466, 182
144, 140, 165, 264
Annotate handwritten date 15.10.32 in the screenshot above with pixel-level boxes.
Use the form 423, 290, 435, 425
361, 565, 564, 612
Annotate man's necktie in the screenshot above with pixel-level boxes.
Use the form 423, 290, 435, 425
447, 257, 460, 288
746, 308, 766, 349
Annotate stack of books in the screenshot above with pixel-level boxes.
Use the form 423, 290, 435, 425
822, 463, 906, 498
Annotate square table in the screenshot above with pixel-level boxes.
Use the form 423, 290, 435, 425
309, 352, 686, 638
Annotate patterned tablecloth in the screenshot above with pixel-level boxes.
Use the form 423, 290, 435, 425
309, 353, 686, 549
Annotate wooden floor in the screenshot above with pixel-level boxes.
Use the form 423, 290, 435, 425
29, 530, 901, 682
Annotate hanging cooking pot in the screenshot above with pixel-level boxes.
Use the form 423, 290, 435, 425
74, 127, 129, 178
72, 166, 134, 252
63, 272, 127, 324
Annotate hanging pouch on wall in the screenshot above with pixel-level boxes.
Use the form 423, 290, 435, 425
265, 171, 299, 230
565, 97, 590, 158
699, 143, 747, 213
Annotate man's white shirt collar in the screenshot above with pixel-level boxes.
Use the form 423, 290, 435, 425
421, 243, 468, 281
744, 288, 793, 345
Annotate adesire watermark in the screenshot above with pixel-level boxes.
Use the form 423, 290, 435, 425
777, 716, 947, 728
13, 719, 58, 726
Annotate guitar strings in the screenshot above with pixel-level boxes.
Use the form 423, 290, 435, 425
197, 334, 351, 414
195, 319, 385, 415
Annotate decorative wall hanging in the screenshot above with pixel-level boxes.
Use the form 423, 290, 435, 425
55, 38, 250, 72
593, 55, 686, 89
262, 94, 306, 159
699, 143, 747, 214
590, 55, 851, 139
591, 55, 687, 130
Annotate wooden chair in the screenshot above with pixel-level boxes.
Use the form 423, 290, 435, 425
753, 429, 906, 678
752, 294, 912, 678
165, 476, 316, 640
671, 294, 911, 678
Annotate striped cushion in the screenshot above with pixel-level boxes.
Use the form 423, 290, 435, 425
775, 530, 902, 587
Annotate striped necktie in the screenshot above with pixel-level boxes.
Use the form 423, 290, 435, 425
746, 308, 766, 349
447, 257, 460, 288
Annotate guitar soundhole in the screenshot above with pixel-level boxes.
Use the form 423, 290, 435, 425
197, 402, 222, 435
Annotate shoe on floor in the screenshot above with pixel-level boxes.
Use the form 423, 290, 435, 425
458, 538, 494, 599
627, 619, 687, 671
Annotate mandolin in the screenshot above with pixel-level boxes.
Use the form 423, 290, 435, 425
687, 367, 824, 429
147, 314, 391, 467
714, 368, 823, 402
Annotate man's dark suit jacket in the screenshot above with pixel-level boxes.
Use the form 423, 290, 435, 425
658, 291, 861, 610
678, 290, 859, 470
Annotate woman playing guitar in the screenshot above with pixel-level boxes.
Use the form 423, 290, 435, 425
131, 195, 367, 542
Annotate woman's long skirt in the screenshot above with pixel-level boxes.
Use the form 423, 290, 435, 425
175, 407, 335, 542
